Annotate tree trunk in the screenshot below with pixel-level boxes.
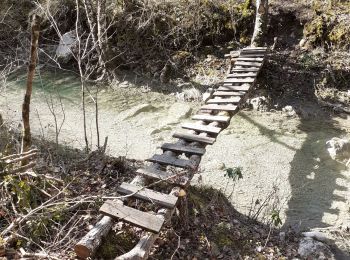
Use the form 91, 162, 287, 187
251, 0, 268, 47
21, 13, 41, 162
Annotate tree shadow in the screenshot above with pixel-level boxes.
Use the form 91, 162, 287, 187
283, 118, 348, 231
238, 112, 348, 231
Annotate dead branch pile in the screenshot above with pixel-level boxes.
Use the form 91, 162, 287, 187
0, 126, 137, 258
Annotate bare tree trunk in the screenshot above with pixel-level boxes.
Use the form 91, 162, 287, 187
251, 0, 268, 47
83, 0, 107, 80
95, 87, 100, 148
75, 0, 89, 152
21, 13, 41, 163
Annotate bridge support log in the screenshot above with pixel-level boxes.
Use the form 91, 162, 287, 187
75, 175, 146, 258
74, 216, 114, 258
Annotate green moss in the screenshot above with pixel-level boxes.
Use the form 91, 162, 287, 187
304, 1, 350, 49
240, 0, 253, 18
329, 22, 350, 48
212, 222, 234, 247
96, 230, 136, 258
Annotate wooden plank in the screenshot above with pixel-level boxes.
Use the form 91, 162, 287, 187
227, 72, 257, 78
224, 78, 255, 83
207, 97, 241, 104
236, 57, 263, 62
147, 154, 196, 169
241, 49, 267, 53
234, 61, 262, 67
239, 53, 265, 57
100, 200, 164, 233
173, 132, 216, 145
117, 182, 178, 208
182, 123, 221, 134
218, 85, 250, 91
231, 67, 259, 72
213, 91, 245, 96
192, 114, 230, 123
243, 47, 267, 50
200, 104, 238, 112
161, 143, 205, 155
136, 167, 188, 186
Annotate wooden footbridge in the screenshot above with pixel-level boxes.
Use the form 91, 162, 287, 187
75, 46, 268, 259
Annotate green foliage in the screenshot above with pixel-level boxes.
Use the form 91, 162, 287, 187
3, 175, 37, 210
270, 210, 282, 227
224, 167, 243, 181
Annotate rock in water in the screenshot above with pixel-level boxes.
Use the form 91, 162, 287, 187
120, 104, 156, 121
326, 137, 350, 160
298, 237, 335, 259
166, 103, 192, 123
56, 31, 76, 62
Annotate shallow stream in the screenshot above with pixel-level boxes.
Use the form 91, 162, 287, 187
1, 72, 349, 240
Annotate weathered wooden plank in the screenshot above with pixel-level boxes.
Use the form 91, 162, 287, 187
224, 77, 255, 83
207, 97, 241, 104
239, 53, 265, 57
234, 61, 262, 67
136, 167, 188, 186
241, 48, 267, 53
161, 143, 206, 155
243, 47, 267, 50
213, 91, 245, 96
173, 132, 215, 145
227, 72, 257, 78
200, 104, 238, 112
236, 57, 263, 62
100, 200, 164, 233
117, 182, 178, 208
231, 67, 259, 72
182, 123, 221, 134
218, 85, 250, 91
147, 154, 196, 169
192, 114, 230, 123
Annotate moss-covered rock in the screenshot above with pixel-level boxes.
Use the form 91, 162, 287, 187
302, 1, 350, 49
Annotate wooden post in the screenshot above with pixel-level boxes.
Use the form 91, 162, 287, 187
177, 189, 189, 230
21, 13, 41, 161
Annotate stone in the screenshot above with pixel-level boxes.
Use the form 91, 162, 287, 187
299, 38, 306, 48
249, 96, 266, 111
120, 104, 156, 121
176, 88, 201, 102
298, 237, 335, 259
202, 88, 214, 102
119, 81, 129, 88
279, 232, 286, 242
302, 231, 331, 244
166, 102, 192, 123
56, 31, 76, 62
149, 125, 172, 135
282, 105, 297, 117
326, 137, 350, 160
